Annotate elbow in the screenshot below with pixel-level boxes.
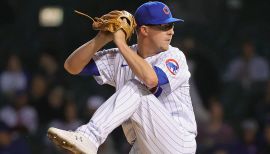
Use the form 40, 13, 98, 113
64, 60, 81, 75
144, 76, 158, 89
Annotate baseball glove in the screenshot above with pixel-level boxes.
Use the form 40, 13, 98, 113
75, 10, 137, 40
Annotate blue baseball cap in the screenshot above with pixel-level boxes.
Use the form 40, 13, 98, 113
134, 1, 184, 26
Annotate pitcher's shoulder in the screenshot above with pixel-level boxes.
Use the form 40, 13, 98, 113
168, 45, 186, 57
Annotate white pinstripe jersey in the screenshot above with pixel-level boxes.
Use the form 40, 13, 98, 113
93, 44, 197, 135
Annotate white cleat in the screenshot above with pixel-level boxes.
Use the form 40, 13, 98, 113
47, 127, 97, 154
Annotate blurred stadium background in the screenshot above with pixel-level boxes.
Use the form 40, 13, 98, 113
0, 0, 270, 153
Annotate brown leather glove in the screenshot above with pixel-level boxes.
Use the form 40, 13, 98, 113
75, 10, 137, 40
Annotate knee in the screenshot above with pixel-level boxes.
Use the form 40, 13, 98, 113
126, 79, 141, 86
125, 79, 149, 94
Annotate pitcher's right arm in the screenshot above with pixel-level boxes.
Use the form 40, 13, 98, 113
64, 32, 113, 75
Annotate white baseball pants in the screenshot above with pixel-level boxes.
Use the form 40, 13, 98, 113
77, 80, 196, 154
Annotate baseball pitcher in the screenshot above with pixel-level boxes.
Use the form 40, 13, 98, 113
47, 1, 197, 154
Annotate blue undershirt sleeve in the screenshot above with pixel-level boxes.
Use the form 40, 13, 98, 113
79, 59, 100, 76
152, 66, 169, 97
153, 66, 169, 86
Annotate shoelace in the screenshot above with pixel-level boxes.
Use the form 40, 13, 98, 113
68, 130, 84, 142
75, 136, 83, 142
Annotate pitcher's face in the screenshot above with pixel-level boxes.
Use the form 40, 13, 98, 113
146, 23, 175, 51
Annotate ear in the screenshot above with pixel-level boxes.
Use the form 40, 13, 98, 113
138, 26, 148, 36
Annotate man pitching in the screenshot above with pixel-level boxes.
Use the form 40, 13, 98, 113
47, 1, 197, 154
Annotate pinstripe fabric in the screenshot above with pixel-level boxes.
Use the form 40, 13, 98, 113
77, 45, 197, 153
92, 48, 118, 87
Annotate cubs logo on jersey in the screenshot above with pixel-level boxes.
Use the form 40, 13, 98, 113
166, 59, 179, 75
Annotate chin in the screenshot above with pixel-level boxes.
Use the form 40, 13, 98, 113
160, 45, 169, 51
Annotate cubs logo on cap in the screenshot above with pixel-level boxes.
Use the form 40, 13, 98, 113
163, 6, 170, 15
166, 59, 179, 75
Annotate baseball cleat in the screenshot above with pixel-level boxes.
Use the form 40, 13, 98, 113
47, 127, 97, 154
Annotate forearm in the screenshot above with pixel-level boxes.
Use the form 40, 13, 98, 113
116, 42, 158, 88
64, 33, 110, 74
